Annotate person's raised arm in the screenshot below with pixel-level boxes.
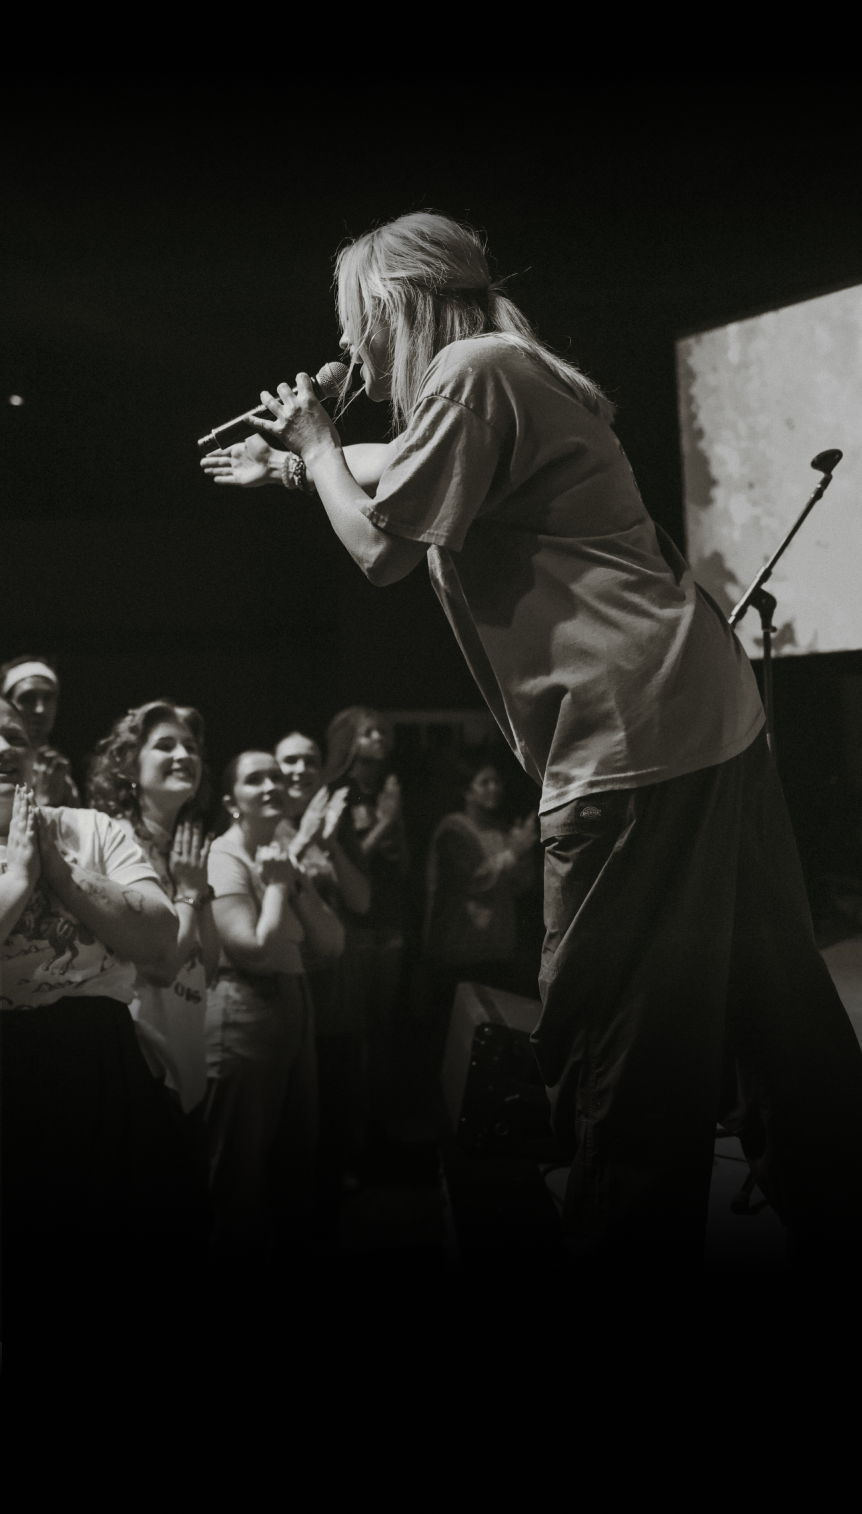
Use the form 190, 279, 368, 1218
210, 851, 303, 976
242, 378, 428, 587
137, 823, 213, 988
36, 812, 178, 968
201, 434, 397, 498
0, 787, 40, 941
291, 870, 345, 959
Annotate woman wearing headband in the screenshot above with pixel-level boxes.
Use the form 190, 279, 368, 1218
1, 695, 205, 1365
0, 654, 80, 807
201, 209, 862, 1298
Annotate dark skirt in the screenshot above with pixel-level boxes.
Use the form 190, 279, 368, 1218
2, 995, 210, 1364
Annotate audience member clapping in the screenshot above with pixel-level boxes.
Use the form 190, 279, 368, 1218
1, 695, 206, 1362
419, 752, 538, 1063
1, 654, 81, 806
87, 701, 219, 1123
275, 730, 370, 1233
205, 748, 342, 1288
324, 707, 409, 1140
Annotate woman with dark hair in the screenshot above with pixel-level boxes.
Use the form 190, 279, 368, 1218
273, 730, 370, 1231
201, 207, 862, 1296
0, 696, 204, 1364
324, 706, 409, 1139
87, 700, 218, 1119
205, 748, 342, 1283
1, 653, 80, 806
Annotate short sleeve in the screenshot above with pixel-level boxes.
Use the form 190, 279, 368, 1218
360, 396, 503, 551
208, 842, 254, 900
94, 812, 162, 888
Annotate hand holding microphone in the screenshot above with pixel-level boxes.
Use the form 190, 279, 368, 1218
249, 374, 341, 473
199, 362, 347, 490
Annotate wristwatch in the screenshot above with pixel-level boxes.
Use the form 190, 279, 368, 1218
174, 885, 215, 911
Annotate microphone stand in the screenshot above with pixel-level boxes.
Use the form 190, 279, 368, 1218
727, 449, 843, 758
719, 448, 843, 1212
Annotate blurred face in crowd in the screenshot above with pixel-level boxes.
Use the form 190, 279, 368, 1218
353, 716, 390, 766
467, 766, 504, 814
137, 720, 202, 823
227, 753, 285, 828
10, 676, 58, 747
275, 734, 324, 819
0, 700, 34, 834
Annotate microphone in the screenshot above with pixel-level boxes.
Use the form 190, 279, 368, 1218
811, 449, 843, 474
197, 361, 349, 452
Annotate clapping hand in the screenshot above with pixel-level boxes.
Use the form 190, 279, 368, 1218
5, 786, 41, 892
169, 822, 212, 900
200, 434, 278, 488
256, 844, 298, 891
321, 786, 349, 844
288, 786, 331, 863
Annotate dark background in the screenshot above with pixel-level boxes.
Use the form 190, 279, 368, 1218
3, 96, 862, 928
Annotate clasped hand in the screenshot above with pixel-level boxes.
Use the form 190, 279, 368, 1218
5, 788, 78, 892
169, 821, 212, 898
289, 785, 349, 864
256, 844, 299, 891
5, 785, 41, 890
249, 375, 339, 467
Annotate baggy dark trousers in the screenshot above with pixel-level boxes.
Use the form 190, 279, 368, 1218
534, 729, 862, 1284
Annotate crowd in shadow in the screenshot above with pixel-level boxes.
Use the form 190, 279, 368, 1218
1, 653, 548, 1374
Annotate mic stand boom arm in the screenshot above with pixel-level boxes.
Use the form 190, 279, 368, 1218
726, 449, 843, 757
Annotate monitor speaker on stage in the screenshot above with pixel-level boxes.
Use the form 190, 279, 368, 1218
676, 281, 862, 659
440, 981, 565, 1161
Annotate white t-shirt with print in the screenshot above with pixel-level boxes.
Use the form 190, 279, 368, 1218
116, 816, 208, 1113
0, 807, 161, 1011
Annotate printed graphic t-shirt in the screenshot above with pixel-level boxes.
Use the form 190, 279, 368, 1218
1, 807, 162, 1011
361, 335, 764, 812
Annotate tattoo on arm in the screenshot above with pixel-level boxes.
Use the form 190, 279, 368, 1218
68, 865, 144, 914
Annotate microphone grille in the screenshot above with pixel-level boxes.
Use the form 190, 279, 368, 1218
315, 361, 350, 398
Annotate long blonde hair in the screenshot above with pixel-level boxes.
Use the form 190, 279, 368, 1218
333, 210, 614, 434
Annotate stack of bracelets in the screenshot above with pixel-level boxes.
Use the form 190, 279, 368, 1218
280, 452, 317, 494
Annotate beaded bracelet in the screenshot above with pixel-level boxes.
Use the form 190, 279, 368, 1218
280, 452, 316, 495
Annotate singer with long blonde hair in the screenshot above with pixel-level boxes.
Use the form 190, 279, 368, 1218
201, 209, 862, 1298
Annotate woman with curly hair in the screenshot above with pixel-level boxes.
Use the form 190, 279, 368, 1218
87, 700, 218, 1120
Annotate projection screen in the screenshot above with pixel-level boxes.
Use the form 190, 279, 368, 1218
677, 283, 862, 659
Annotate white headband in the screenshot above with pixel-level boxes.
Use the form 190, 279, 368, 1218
1, 662, 59, 697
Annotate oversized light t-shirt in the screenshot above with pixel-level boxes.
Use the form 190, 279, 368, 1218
1, 807, 162, 1011
361, 335, 764, 812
